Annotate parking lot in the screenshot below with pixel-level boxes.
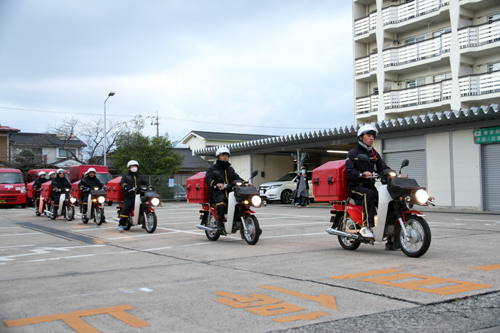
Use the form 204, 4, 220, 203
1, 202, 499, 332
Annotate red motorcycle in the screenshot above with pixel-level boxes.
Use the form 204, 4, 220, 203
326, 156, 434, 258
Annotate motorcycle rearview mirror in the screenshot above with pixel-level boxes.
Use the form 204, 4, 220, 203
399, 159, 409, 174
249, 170, 258, 181
358, 154, 370, 163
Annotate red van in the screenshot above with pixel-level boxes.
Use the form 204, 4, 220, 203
0, 168, 27, 208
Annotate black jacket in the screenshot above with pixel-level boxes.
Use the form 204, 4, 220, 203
33, 177, 48, 191
51, 175, 72, 191
345, 144, 390, 191
206, 160, 245, 195
79, 175, 104, 192
120, 171, 149, 198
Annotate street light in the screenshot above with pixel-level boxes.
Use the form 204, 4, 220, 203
103, 92, 115, 166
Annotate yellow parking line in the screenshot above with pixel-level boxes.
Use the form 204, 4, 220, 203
473, 264, 500, 271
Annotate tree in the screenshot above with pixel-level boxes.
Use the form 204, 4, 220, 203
110, 116, 183, 175
48, 117, 126, 164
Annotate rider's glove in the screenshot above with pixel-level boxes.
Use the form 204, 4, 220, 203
128, 187, 136, 193
149, 187, 155, 191
124, 186, 131, 191
82, 187, 88, 191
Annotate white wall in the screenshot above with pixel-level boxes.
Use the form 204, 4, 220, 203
251, 155, 295, 188
426, 132, 452, 208
452, 129, 481, 210
228, 155, 252, 182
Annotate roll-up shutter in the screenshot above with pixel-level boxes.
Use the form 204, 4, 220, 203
482, 143, 500, 211
383, 136, 427, 188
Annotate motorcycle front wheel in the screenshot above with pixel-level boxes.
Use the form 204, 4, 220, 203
202, 212, 220, 241
95, 208, 104, 226
397, 216, 431, 258
65, 205, 75, 221
144, 211, 157, 233
243, 215, 260, 245
337, 215, 361, 251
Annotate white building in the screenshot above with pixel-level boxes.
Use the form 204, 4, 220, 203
353, 0, 500, 123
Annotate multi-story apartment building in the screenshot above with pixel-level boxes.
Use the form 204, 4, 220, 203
353, 0, 500, 123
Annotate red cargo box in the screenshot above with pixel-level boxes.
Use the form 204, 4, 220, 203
72, 181, 81, 200
41, 182, 52, 199
186, 172, 209, 203
312, 160, 349, 202
106, 177, 123, 202
27, 181, 35, 199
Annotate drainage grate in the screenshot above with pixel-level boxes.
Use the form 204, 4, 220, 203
18, 222, 107, 245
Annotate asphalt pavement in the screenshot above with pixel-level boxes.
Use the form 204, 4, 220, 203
0, 201, 499, 333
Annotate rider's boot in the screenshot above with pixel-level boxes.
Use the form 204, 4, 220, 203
217, 219, 225, 234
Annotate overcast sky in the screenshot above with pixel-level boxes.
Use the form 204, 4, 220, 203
0, 0, 354, 143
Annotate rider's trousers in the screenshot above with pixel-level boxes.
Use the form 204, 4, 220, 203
349, 186, 378, 228
211, 191, 227, 221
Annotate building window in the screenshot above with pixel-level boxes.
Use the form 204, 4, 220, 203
488, 62, 500, 72
433, 73, 452, 82
432, 28, 451, 38
488, 13, 500, 23
58, 148, 77, 158
406, 78, 426, 88
405, 35, 425, 45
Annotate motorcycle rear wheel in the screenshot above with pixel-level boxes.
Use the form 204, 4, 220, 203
50, 206, 57, 220
337, 216, 361, 251
243, 215, 260, 245
397, 216, 431, 258
95, 208, 104, 226
202, 213, 220, 241
144, 211, 157, 233
65, 205, 75, 221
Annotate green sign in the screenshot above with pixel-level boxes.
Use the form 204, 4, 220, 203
474, 126, 500, 144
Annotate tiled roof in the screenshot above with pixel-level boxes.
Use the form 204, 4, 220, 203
0, 125, 20, 132
10, 133, 86, 147
182, 130, 277, 143
175, 148, 211, 170
194, 103, 500, 156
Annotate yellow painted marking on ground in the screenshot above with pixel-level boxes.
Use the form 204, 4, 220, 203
245, 303, 305, 316
473, 264, 500, 271
4, 304, 150, 332
213, 291, 283, 308
273, 311, 330, 323
329, 269, 402, 280
260, 285, 337, 310
361, 273, 492, 295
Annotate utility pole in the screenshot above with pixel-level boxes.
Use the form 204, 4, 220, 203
147, 111, 160, 137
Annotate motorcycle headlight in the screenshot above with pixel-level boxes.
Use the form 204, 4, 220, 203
151, 198, 160, 206
251, 195, 262, 207
414, 189, 429, 205
70, 197, 76, 204
98, 196, 105, 204
389, 171, 397, 178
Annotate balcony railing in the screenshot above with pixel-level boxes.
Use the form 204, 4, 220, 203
382, 0, 449, 26
354, 11, 377, 37
459, 70, 500, 97
355, 94, 379, 115
383, 32, 450, 67
458, 19, 500, 49
383, 79, 451, 109
354, 53, 378, 76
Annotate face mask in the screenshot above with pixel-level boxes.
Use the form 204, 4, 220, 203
131, 167, 138, 173
301, 169, 306, 175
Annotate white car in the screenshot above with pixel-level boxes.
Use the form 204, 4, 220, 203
259, 172, 314, 204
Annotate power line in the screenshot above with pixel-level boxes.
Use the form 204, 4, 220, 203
0, 105, 327, 130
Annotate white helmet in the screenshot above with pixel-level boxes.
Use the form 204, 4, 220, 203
38, 171, 46, 176
48, 171, 56, 176
87, 167, 96, 174
215, 147, 230, 157
127, 160, 139, 168
357, 124, 378, 138
57, 168, 65, 174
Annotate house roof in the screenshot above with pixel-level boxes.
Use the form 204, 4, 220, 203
180, 130, 277, 144
175, 148, 211, 170
194, 103, 500, 156
10, 133, 86, 147
0, 125, 20, 132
